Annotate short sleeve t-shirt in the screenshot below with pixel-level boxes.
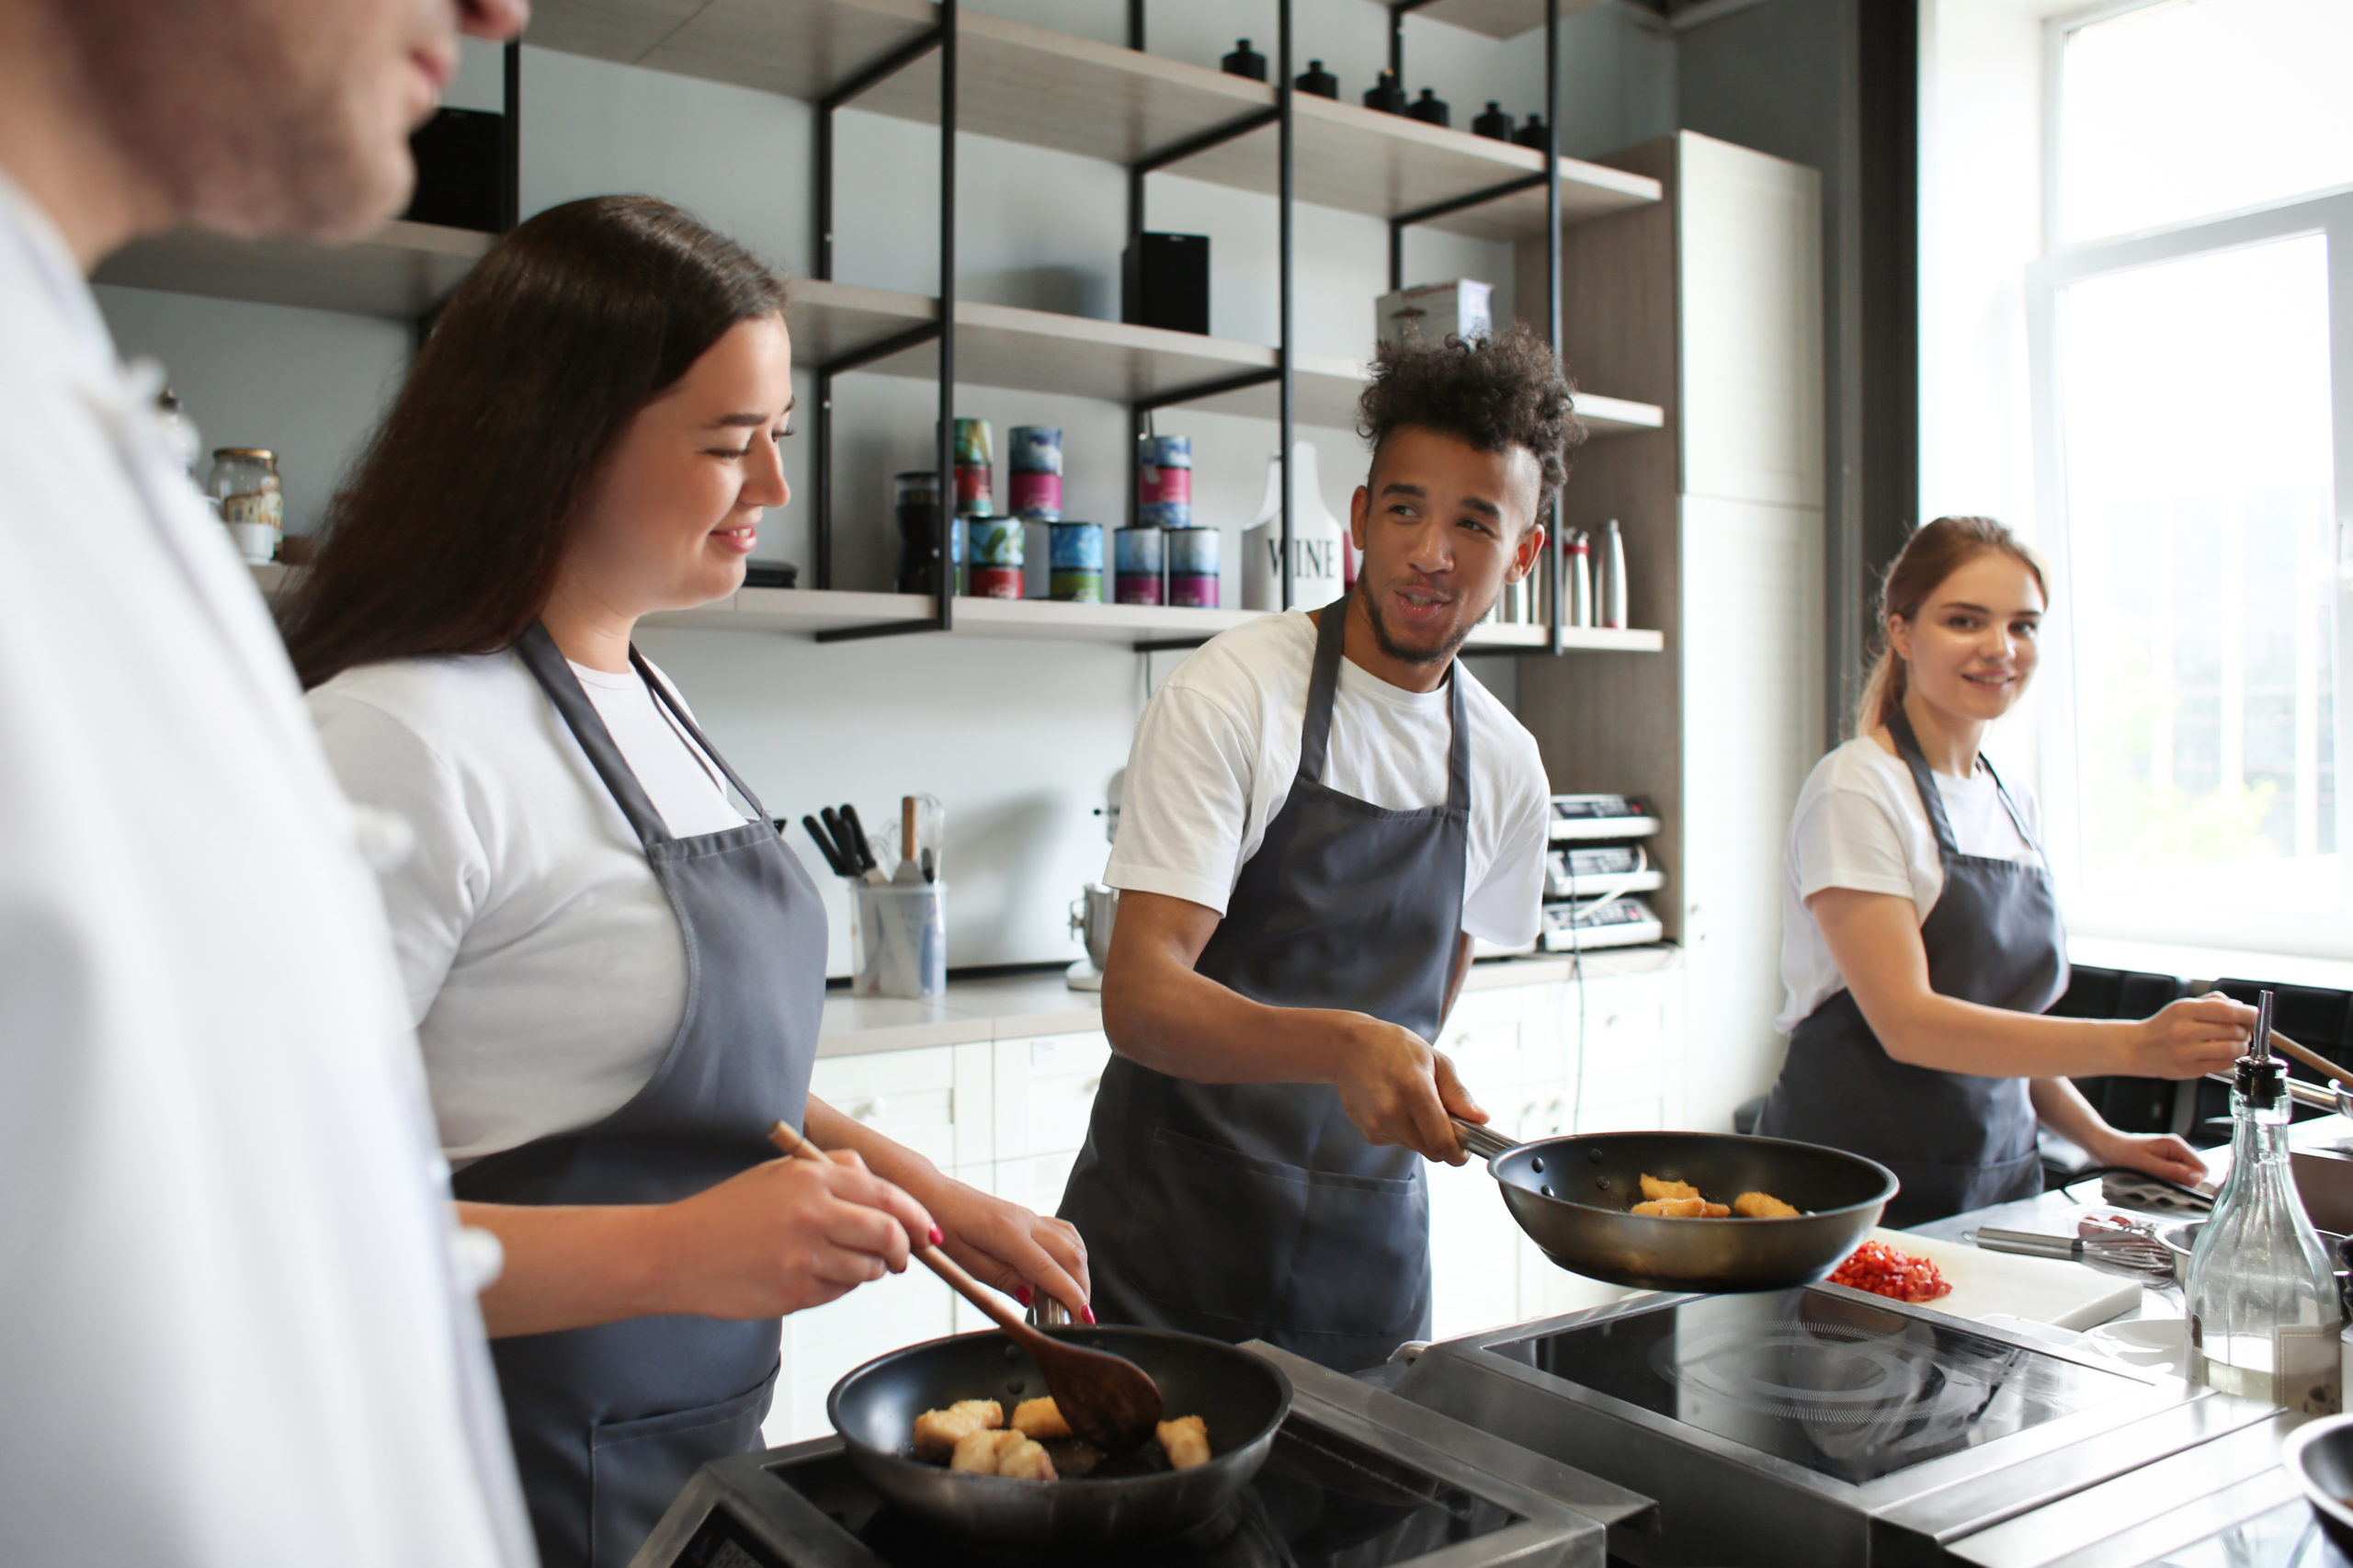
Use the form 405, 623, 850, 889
1106, 609, 1552, 949
309, 650, 748, 1164
1775, 734, 2045, 1032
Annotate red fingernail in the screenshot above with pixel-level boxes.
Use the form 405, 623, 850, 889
927, 1225, 945, 1247
1082, 1304, 1097, 1325
1014, 1286, 1032, 1307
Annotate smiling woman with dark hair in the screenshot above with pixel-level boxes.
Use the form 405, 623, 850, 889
287, 195, 1088, 1568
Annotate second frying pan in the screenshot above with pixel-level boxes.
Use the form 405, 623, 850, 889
1453, 1120, 1898, 1292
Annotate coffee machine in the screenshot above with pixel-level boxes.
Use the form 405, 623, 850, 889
1066, 769, 1121, 991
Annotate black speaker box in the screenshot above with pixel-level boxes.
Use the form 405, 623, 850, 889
1122, 232, 1211, 336
402, 108, 505, 233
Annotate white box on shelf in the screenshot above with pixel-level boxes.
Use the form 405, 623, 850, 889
1375, 280, 1493, 351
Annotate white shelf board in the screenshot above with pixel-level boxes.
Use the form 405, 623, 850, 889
528, 0, 1658, 241
1412, 0, 1612, 40
94, 219, 493, 319
1463, 622, 1664, 652
250, 571, 1655, 652
791, 281, 1665, 437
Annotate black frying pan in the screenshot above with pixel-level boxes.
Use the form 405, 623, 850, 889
1454, 1122, 1898, 1292
827, 1325, 1292, 1551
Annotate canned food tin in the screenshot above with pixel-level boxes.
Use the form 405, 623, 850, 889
1050, 570, 1104, 603
1165, 526, 1219, 577
1138, 433, 1190, 471
1167, 573, 1220, 608
1115, 525, 1165, 576
967, 565, 1023, 599
1049, 521, 1104, 573
966, 516, 1024, 567
953, 418, 993, 466
1115, 574, 1165, 606
1009, 426, 1063, 474
1138, 500, 1190, 530
954, 463, 994, 512
1008, 471, 1061, 518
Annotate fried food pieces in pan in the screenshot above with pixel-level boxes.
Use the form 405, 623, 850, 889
949, 1427, 1059, 1480
913, 1399, 1003, 1460
1010, 1395, 1073, 1440
1630, 1173, 1802, 1220
1156, 1415, 1211, 1471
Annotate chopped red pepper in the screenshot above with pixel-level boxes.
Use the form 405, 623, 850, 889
1827, 1240, 1952, 1303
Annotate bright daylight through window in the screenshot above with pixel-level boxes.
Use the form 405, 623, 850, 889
2039, 0, 2353, 953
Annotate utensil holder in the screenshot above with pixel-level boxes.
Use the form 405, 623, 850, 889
853, 881, 947, 999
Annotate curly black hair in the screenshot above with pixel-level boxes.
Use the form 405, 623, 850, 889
1355, 323, 1583, 505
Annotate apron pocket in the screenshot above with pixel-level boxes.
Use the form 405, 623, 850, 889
587, 1371, 773, 1568
1123, 1128, 1428, 1340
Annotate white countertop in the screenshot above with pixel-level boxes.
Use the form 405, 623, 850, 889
817, 943, 1683, 1056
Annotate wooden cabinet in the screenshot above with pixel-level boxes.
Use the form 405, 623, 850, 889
1517, 131, 1826, 1137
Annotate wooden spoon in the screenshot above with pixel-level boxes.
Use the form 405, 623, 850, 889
2270, 1029, 2353, 1090
766, 1120, 1163, 1453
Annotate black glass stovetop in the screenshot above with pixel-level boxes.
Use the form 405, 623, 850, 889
1495, 1286, 2149, 1486
682, 1415, 1522, 1568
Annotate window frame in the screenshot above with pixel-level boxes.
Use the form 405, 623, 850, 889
2027, 173, 2353, 957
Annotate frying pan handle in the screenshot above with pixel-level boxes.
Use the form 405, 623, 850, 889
1451, 1116, 1518, 1163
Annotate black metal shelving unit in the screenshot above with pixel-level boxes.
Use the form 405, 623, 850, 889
800, 0, 1575, 653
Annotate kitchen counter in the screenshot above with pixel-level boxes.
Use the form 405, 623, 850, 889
816, 942, 1682, 1057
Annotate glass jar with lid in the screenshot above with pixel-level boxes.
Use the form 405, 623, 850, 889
208, 448, 282, 564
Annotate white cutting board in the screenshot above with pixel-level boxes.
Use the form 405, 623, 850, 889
1852, 1229, 2143, 1331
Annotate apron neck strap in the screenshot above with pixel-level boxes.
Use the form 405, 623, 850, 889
628, 646, 770, 822
1296, 596, 1470, 811
1970, 749, 2045, 857
1884, 706, 1962, 861
1296, 599, 1350, 785
514, 622, 675, 849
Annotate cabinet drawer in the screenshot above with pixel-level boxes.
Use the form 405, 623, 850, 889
994, 1033, 1113, 1163
811, 1043, 990, 1169
1573, 1097, 1664, 1134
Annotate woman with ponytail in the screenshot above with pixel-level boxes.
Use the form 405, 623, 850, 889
1754, 517, 2256, 1225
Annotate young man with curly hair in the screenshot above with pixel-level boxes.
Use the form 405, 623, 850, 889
1059, 324, 1575, 1370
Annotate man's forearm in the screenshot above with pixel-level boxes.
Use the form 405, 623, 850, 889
1101, 952, 1352, 1085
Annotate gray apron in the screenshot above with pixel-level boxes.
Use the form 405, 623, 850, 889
1755, 708, 2066, 1229
1060, 600, 1469, 1372
451, 625, 824, 1568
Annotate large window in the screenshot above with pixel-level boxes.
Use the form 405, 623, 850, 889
2030, 0, 2353, 956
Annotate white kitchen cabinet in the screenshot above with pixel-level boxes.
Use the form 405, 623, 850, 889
1517, 131, 1824, 1136
1427, 988, 1531, 1342
992, 1031, 1112, 1164
809, 1040, 994, 1172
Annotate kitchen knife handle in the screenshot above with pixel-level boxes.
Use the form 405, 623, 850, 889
1974, 1227, 2082, 1261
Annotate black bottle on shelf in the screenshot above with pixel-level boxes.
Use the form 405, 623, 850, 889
1472, 100, 1513, 142
1514, 112, 1550, 149
1408, 87, 1450, 128
1362, 70, 1406, 115
1221, 38, 1267, 82
1295, 58, 1338, 98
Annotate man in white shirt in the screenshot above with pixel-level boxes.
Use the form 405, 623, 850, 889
0, 1, 534, 1563
1059, 326, 1567, 1370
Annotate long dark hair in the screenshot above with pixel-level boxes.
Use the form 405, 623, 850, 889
280, 196, 789, 688
1855, 515, 2047, 736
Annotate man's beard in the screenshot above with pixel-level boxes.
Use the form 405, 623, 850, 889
1356, 574, 1474, 666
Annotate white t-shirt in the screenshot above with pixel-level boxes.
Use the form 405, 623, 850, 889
1776, 735, 2046, 1032
0, 173, 530, 1566
1107, 609, 1551, 949
309, 650, 749, 1165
